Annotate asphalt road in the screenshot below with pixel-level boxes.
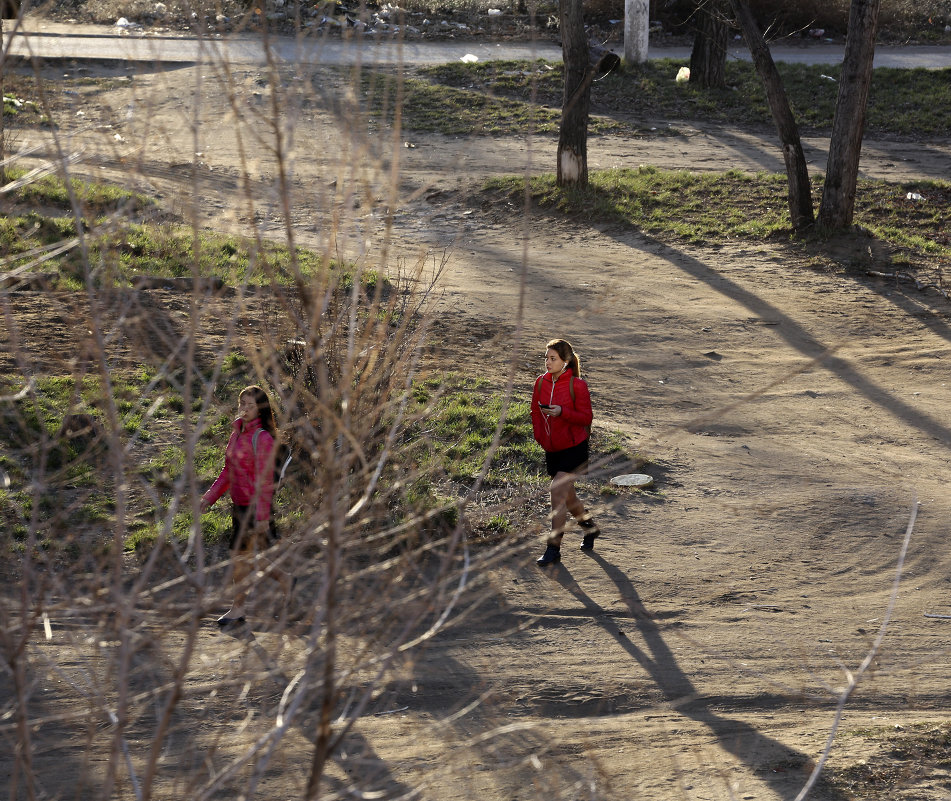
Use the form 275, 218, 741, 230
4, 17, 951, 67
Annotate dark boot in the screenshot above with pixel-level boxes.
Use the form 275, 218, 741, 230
536, 544, 561, 566
578, 514, 600, 550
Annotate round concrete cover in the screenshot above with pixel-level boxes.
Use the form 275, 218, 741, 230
610, 473, 654, 488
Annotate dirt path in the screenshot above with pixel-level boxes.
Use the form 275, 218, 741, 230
11, 62, 951, 800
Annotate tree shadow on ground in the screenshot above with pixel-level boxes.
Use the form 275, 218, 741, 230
547, 553, 849, 801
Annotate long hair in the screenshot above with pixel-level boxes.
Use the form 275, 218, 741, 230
239, 385, 277, 438
546, 338, 581, 377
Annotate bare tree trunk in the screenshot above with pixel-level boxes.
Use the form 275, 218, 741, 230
623, 0, 649, 63
689, 0, 728, 89
730, 0, 815, 231
557, 0, 592, 187
817, 0, 881, 232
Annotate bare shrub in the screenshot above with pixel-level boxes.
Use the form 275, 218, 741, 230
0, 22, 546, 800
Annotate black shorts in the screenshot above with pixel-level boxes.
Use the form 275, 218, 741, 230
230, 504, 278, 551
545, 438, 589, 478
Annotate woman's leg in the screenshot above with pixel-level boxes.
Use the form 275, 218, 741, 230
564, 483, 586, 521
547, 471, 576, 546
221, 545, 292, 621
219, 507, 251, 622
541, 471, 599, 560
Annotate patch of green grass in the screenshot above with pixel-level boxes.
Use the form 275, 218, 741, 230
360, 68, 620, 136
851, 178, 951, 254
485, 513, 511, 533
407, 373, 543, 485
125, 505, 231, 552
0, 170, 381, 290
89, 224, 330, 286
487, 166, 794, 245
418, 59, 951, 138
10, 170, 156, 217
3, 92, 43, 119
486, 167, 951, 261
0, 369, 241, 556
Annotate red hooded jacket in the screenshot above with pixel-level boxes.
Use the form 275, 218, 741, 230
203, 417, 275, 521
531, 368, 592, 453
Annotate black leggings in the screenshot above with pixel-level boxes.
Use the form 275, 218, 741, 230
230, 504, 278, 550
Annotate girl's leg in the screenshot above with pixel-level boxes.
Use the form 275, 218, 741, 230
538, 472, 574, 565
564, 484, 586, 521
567, 481, 600, 549
220, 549, 251, 621
547, 471, 576, 546
219, 507, 252, 622
221, 538, 292, 623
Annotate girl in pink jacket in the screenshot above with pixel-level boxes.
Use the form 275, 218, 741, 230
201, 385, 292, 626
531, 338, 600, 566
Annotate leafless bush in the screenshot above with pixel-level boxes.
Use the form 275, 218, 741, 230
0, 20, 545, 800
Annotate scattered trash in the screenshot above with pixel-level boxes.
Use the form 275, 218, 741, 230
460, 53, 479, 62
906, 192, 924, 201
114, 16, 141, 28
487, 7, 502, 14
154, 1, 166, 13
114, 133, 125, 142
404, 141, 416, 148
820, 74, 837, 82
675, 66, 690, 83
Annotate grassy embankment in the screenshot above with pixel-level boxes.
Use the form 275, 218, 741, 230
365, 58, 949, 269
0, 168, 562, 555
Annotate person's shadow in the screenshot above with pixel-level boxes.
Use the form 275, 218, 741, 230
546, 552, 849, 801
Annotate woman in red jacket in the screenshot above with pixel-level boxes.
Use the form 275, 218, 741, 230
201, 385, 292, 626
531, 338, 600, 566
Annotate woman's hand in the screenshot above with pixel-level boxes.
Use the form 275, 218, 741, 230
544, 404, 562, 417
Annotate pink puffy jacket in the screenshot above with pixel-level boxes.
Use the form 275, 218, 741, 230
530, 368, 592, 453
203, 417, 274, 521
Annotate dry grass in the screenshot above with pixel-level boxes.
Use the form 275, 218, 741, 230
0, 30, 545, 801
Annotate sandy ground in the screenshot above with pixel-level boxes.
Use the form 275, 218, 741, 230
6, 56, 951, 801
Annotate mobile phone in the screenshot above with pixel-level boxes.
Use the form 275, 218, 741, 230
539, 403, 552, 409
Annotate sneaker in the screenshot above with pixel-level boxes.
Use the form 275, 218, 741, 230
536, 544, 561, 566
